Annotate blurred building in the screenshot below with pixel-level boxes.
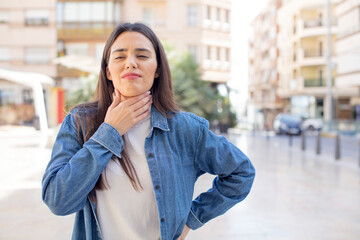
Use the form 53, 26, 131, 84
56, 0, 119, 84
276, 0, 343, 121
56, 0, 231, 84
0, 0, 232, 127
248, 0, 283, 130
135, 0, 232, 84
0, 0, 57, 126
335, 0, 360, 120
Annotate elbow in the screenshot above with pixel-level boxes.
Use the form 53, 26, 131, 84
42, 187, 73, 216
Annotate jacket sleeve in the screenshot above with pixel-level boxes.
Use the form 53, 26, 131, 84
42, 114, 124, 216
186, 120, 255, 230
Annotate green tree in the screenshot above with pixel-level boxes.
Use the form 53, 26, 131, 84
166, 45, 236, 130
65, 73, 97, 111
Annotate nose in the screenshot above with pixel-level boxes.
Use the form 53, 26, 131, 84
125, 56, 137, 69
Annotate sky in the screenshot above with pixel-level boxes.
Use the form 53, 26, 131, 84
229, 0, 270, 117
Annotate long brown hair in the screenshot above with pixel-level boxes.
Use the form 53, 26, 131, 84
73, 22, 179, 191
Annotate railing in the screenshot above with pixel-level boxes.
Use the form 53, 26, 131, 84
303, 19, 336, 29
304, 78, 324, 87
304, 49, 323, 58
304, 19, 323, 28
57, 21, 115, 39
304, 78, 334, 87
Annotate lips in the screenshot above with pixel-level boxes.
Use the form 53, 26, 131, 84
122, 72, 141, 80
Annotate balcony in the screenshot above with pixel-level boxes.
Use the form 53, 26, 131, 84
304, 48, 323, 58
296, 19, 337, 39
304, 78, 334, 87
297, 48, 326, 67
57, 22, 115, 41
304, 19, 323, 29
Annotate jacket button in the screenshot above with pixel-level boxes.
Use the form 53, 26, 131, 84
155, 185, 160, 190
161, 218, 165, 222
148, 153, 153, 157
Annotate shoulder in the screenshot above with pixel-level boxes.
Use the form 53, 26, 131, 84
169, 111, 209, 129
63, 104, 98, 131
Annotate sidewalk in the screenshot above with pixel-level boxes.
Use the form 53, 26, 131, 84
0, 127, 359, 239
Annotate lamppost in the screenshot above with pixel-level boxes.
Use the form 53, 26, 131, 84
326, 0, 333, 122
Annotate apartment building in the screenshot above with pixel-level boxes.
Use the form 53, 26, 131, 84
138, 0, 232, 84
56, 0, 231, 84
276, 0, 357, 121
335, 0, 360, 120
0, 0, 57, 126
248, 0, 282, 130
0, 0, 231, 126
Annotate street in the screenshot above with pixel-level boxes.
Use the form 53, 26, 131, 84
0, 127, 359, 240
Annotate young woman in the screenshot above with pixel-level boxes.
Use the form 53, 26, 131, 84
42, 22, 255, 240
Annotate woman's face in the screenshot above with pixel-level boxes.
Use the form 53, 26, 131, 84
106, 31, 158, 99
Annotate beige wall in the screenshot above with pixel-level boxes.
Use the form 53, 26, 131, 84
277, 0, 338, 97
0, 0, 57, 77
336, 0, 360, 88
145, 0, 232, 83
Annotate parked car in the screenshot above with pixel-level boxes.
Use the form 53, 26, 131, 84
301, 118, 323, 131
273, 113, 302, 135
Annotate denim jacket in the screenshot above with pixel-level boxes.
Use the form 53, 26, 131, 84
42, 106, 255, 240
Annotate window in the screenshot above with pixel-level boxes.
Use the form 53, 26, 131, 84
25, 10, 49, 26
207, 46, 211, 60
188, 45, 198, 62
23, 89, 33, 104
0, 11, 9, 24
106, 2, 115, 23
91, 2, 106, 22
225, 10, 230, 23
216, 47, 221, 61
187, 5, 198, 26
206, 6, 211, 20
95, 43, 105, 60
143, 8, 153, 25
114, 2, 121, 22
0, 47, 10, 61
64, 3, 77, 22
225, 48, 230, 62
56, 2, 64, 24
0, 89, 15, 106
63, 2, 107, 22
65, 43, 89, 56
216, 8, 220, 22
25, 48, 50, 64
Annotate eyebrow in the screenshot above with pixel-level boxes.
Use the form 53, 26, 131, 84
112, 48, 152, 54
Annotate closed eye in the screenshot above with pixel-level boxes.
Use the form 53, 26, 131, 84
137, 55, 149, 58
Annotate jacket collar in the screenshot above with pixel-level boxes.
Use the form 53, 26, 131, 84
151, 105, 170, 132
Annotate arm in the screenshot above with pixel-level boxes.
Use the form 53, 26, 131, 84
42, 90, 152, 216
186, 122, 255, 230
42, 114, 123, 216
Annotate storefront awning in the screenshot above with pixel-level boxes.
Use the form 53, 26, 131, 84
0, 68, 55, 133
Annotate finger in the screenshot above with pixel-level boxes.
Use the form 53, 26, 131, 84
130, 94, 152, 113
134, 97, 152, 117
133, 108, 150, 124
124, 91, 151, 106
109, 89, 121, 110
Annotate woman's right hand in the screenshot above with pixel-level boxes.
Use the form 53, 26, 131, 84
104, 89, 152, 136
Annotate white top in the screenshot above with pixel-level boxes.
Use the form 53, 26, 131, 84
96, 115, 161, 240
